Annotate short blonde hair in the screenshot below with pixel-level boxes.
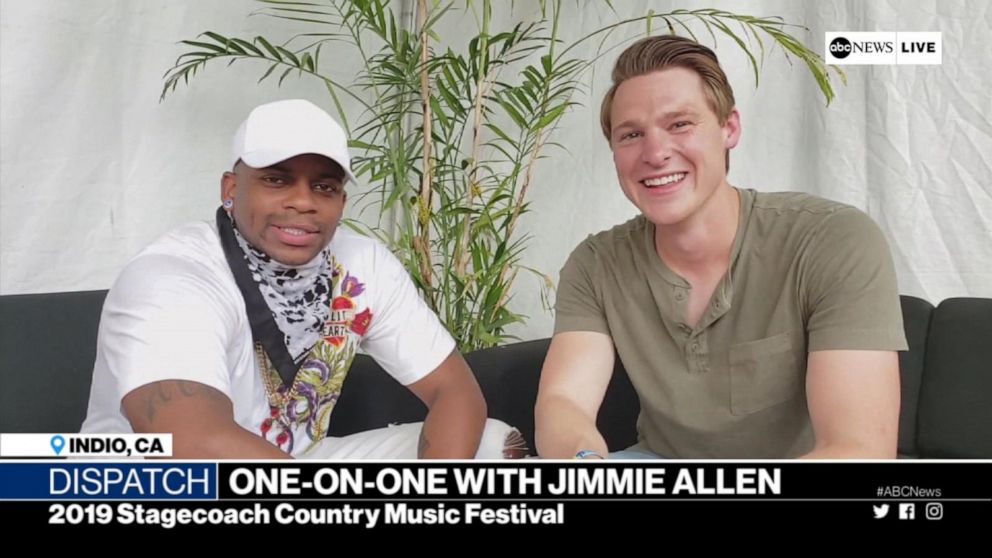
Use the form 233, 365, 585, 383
600, 35, 736, 141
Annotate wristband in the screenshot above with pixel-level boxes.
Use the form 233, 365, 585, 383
574, 449, 604, 459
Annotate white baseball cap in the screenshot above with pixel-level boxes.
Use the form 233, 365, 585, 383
230, 99, 356, 184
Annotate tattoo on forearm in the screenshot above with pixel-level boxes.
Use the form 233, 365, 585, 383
418, 429, 431, 458
144, 381, 225, 423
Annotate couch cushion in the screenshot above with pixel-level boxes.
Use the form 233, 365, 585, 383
0, 290, 108, 433
465, 339, 547, 454
467, 339, 640, 454
897, 295, 933, 457
917, 298, 992, 458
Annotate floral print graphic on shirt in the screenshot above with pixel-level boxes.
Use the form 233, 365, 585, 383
258, 257, 374, 454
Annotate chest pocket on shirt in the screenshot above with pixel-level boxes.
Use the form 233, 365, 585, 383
729, 330, 804, 415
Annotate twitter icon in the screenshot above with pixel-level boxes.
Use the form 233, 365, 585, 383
873, 504, 890, 519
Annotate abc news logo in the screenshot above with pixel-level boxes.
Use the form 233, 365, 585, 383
825, 32, 941, 65
829, 37, 894, 58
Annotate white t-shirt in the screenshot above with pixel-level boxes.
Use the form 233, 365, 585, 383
80, 221, 455, 456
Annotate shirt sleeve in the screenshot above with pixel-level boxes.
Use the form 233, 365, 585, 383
99, 254, 240, 403
801, 207, 909, 352
553, 238, 611, 335
359, 241, 456, 385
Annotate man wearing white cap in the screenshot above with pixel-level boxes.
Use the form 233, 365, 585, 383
81, 99, 518, 458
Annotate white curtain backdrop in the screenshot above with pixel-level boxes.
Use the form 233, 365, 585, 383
2, 0, 990, 342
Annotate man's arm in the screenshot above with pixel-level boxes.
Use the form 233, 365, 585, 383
122, 380, 290, 459
535, 331, 615, 459
801, 350, 900, 459
405, 350, 487, 459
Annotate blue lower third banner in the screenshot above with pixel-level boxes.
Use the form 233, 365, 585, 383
0, 462, 215, 499
0, 461, 988, 528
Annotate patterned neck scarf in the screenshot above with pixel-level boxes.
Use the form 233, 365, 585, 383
231, 223, 334, 363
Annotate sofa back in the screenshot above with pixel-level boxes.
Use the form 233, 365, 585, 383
0, 290, 107, 433
916, 298, 992, 458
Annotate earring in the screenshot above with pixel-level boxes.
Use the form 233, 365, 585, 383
223, 199, 233, 209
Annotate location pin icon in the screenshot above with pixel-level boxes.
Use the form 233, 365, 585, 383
51, 435, 66, 456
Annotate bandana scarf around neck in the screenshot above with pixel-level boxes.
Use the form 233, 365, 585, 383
216, 208, 334, 385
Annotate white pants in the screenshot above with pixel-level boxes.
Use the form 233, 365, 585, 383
301, 418, 523, 459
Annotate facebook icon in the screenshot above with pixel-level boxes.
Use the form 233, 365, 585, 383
899, 503, 916, 520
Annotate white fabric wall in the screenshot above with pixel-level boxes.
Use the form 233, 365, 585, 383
2, 0, 990, 343
0, 0, 368, 291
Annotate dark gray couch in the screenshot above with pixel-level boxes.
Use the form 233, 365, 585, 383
1, 292, 989, 458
